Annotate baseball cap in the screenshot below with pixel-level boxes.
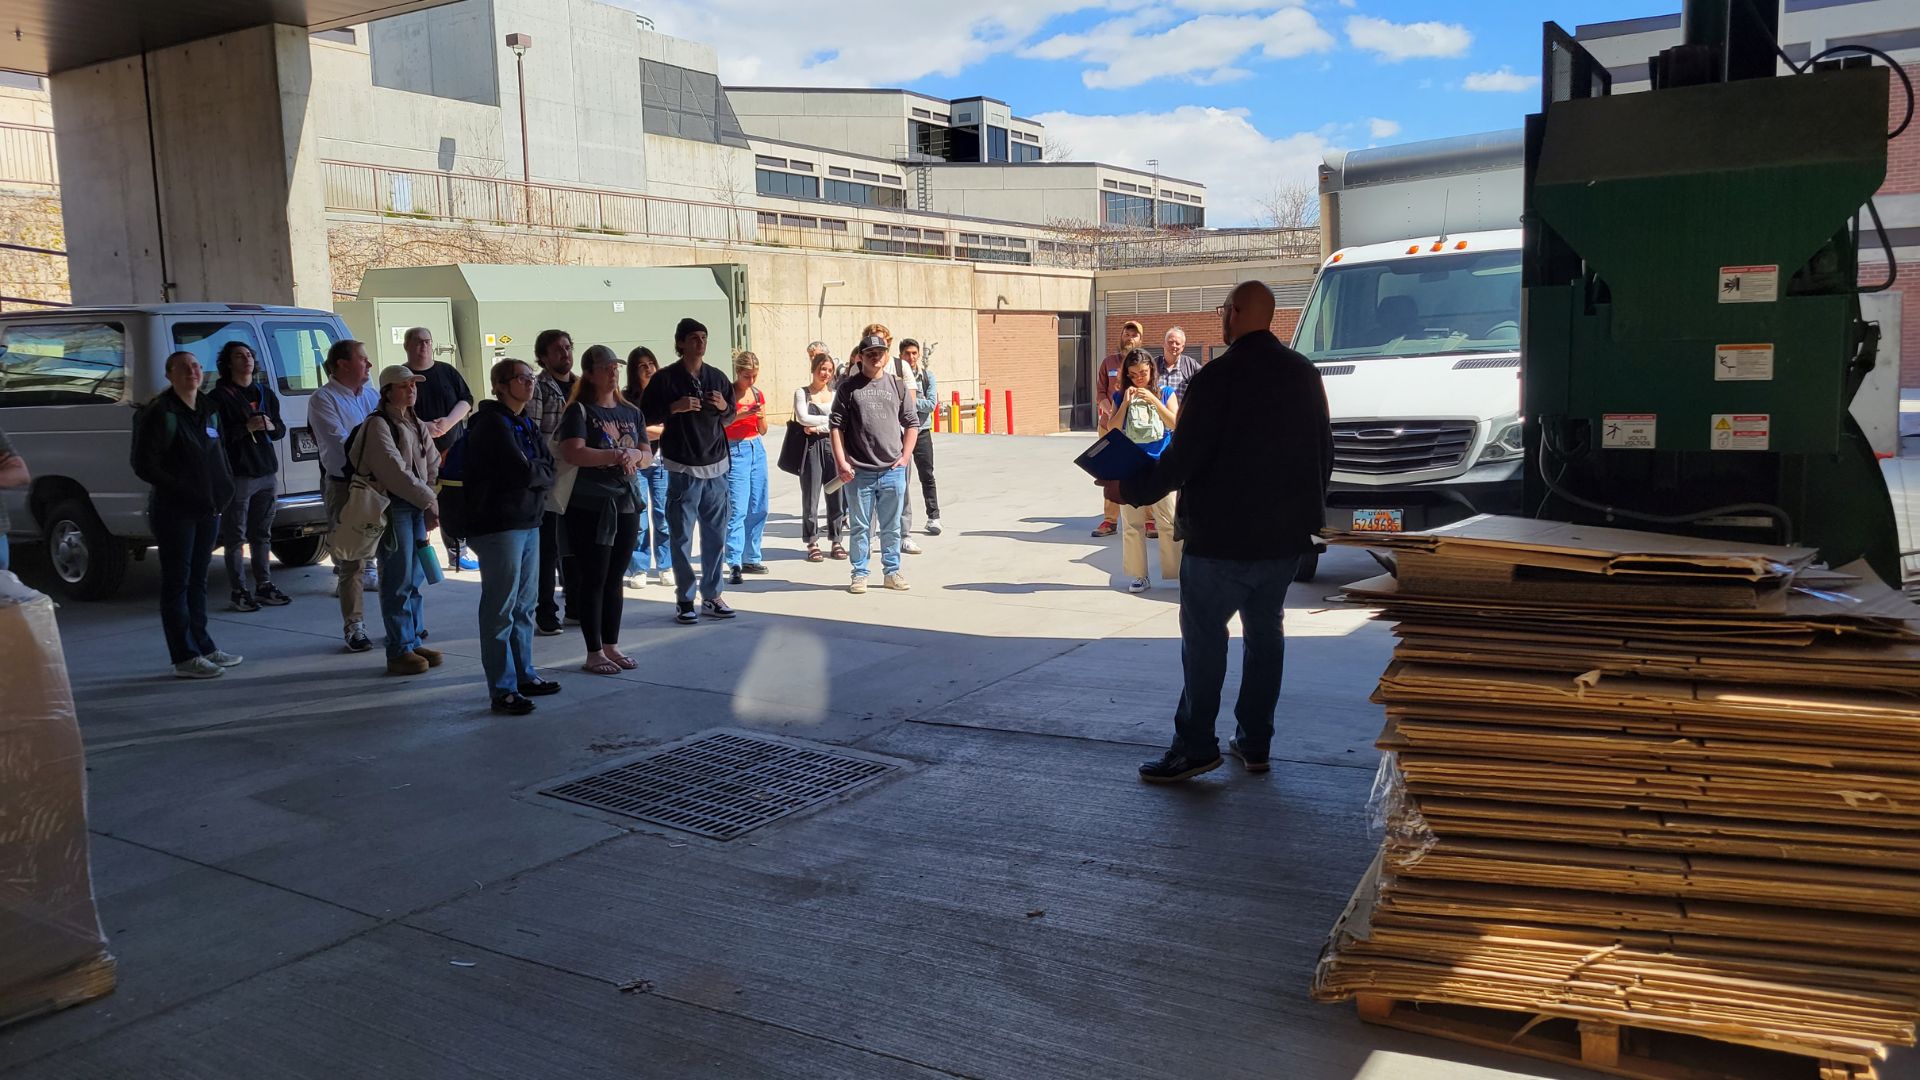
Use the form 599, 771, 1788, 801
856, 334, 889, 355
378, 364, 426, 391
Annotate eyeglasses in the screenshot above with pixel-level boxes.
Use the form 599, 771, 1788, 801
501, 373, 535, 385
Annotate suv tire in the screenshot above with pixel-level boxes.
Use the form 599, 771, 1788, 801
45, 498, 129, 600
271, 534, 325, 568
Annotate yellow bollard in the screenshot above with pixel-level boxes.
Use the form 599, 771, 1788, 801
949, 402, 960, 433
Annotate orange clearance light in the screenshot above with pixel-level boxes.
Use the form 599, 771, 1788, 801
1430, 241, 1445, 252
1454, 240, 1468, 250
1329, 253, 1344, 263
1406, 245, 1420, 254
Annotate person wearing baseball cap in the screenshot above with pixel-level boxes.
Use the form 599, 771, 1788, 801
358, 363, 443, 675
829, 333, 919, 593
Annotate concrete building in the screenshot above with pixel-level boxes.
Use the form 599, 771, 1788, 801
1575, 1, 1918, 384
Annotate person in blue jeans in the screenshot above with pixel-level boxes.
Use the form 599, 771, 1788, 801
623, 346, 669, 587
638, 317, 737, 623
1101, 282, 1333, 784
465, 359, 561, 715
830, 333, 919, 594
723, 350, 769, 585
358, 365, 444, 676
0, 426, 27, 572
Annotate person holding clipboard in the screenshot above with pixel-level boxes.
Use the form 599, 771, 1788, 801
1092, 282, 1332, 785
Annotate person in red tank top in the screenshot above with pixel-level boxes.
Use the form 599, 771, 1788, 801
723, 351, 770, 583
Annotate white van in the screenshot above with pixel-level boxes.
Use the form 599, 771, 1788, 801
0, 304, 348, 599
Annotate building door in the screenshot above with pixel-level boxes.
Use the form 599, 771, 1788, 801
1058, 313, 1092, 431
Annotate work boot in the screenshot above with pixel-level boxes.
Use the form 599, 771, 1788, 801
1138, 748, 1222, 784
387, 652, 430, 676
412, 645, 444, 668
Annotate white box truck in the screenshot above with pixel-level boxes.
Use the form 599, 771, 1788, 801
1296, 130, 1527, 545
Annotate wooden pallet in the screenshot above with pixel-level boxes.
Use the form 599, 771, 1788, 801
1353, 994, 1879, 1080
0, 954, 117, 1030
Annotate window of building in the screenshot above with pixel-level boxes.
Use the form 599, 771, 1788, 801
821, 219, 849, 232
959, 233, 981, 244
0, 321, 127, 406
863, 239, 947, 257
871, 225, 890, 236
923, 230, 945, 242
1157, 201, 1205, 228
912, 108, 932, 119
1008, 238, 1028, 249
640, 59, 752, 147
1103, 179, 1119, 190
852, 169, 880, 182
829, 166, 851, 177
780, 214, 818, 228
757, 211, 779, 225
755, 155, 788, 168
789, 160, 815, 172
1102, 191, 1154, 228
1011, 142, 1041, 163
956, 246, 1032, 265
312, 28, 357, 45
933, 112, 950, 123
882, 175, 902, 186
986, 125, 1009, 162
757, 169, 820, 199
824, 178, 904, 208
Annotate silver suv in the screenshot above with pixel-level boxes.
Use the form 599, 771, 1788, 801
0, 304, 346, 599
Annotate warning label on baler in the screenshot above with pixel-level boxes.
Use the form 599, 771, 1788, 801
1602, 414, 1657, 449
1717, 265, 1778, 303
1710, 413, 1770, 450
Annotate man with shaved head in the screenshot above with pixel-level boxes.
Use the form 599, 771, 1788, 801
1100, 280, 1333, 783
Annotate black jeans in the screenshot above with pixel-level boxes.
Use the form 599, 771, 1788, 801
537, 510, 571, 627
220, 471, 276, 591
153, 504, 219, 664
912, 431, 938, 519
563, 505, 639, 652
798, 434, 842, 545
1172, 555, 1300, 758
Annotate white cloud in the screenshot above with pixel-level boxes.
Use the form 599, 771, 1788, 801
1345, 15, 1472, 61
1368, 117, 1400, 139
1463, 66, 1542, 93
1028, 7, 1335, 89
1032, 105, 1334, 226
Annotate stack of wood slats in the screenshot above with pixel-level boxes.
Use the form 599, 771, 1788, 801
1311, 516, 1920, 1074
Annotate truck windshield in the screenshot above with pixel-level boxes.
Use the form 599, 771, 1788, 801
1294, 249, 1521, 362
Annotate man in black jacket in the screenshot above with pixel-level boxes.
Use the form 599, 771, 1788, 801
464, 358, 562, 715
132, 351, 244, 679
1103, 282, 1333, 782
210, 341, 289, 612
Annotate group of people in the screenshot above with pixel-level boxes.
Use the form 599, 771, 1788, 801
126, 316, 945, 717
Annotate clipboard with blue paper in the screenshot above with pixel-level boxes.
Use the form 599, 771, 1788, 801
1074, 429, 1154, 482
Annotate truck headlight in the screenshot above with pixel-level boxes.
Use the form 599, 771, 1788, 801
1478, 418, 1526, 462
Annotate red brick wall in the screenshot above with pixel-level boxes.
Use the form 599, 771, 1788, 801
976, 312, 1061, 435
1104, 307, 1306, 363
1893, 260, 1920, 387
1885, 63, 1918, 195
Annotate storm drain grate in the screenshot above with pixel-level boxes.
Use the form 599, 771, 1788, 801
538, 731, 897, 840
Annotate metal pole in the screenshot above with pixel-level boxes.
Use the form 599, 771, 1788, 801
515, 49, 531, 223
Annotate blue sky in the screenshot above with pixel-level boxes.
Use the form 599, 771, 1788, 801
635, 0, 1676, 225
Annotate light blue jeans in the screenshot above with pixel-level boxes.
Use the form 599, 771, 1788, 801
724, 436, 768, 567
377, 504, 427, 660
846, 465, 906, 579
626, 463, 670, 575
667, 470, 729, 606
469, 527, 539, 699
0, 534, 10, 571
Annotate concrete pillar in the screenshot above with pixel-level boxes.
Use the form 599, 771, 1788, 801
49, 24, 332, 309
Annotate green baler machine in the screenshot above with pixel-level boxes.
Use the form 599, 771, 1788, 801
1522, 10, 1901, 583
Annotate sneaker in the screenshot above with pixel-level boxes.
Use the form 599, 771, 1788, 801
204, 650, 244, 668
1138, 748, 1223, 784
172, 656, 224, 679
702, 598, 736, 619
675, 603, 699, 625
1228, 736, 1271, 773
536, 620, 564, 637
455, 551, 478, 572
741, 563, 769, 575
387, 652, 430, 676
924, 518, 942, 536
900, 538, 923, 555
412, 645, 444, 668
623, 575, 643, 590
1091, 520, 1117, 538
254, 582, 292, 607
884, 572, 910, 591
362, 566, 378, 589
848, 577, 869, 595
728, 566, 743, 586
649, 571, 668, 585
491, 692, 536, 716
344, 622, 373, 653
229, 589, 260, 613
1127, 577, 1150, 594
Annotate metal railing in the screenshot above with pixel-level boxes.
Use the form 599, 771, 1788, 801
0, 122, 56, 189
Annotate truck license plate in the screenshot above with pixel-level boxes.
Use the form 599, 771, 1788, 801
1352, 509, 1404, 533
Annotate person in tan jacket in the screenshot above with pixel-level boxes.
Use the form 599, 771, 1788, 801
358, 365, 443, 675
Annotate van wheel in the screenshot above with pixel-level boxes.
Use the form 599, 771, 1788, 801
272, 534, 324, 568
1294, 550, 1320, 583
45, 499, 129, 600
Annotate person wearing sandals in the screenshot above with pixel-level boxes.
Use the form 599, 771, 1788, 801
131, 351, 242, 679
208, 340, 291, 612
623, 346, 670, 588
465, 358, 562, 715
358, 365, 442, 676
793, 350, 844, 562
723, 350, 770, 585
1106, 348, 1182, 594
638, 318, 737, 624
557, 345, 649, 674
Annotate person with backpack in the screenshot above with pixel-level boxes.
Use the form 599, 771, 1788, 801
209, 340, 290, 612
308, 339, 382, 653
463, 358, 561, 714
558, 345, 649, 672
131, 351, 242, 679
1105, 348, 1182, 594
356, 365, 442, 676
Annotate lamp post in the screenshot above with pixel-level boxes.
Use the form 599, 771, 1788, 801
505, 33, 534, 223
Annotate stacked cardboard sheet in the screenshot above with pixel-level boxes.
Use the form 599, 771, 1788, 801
1311, 516, 1920, 1071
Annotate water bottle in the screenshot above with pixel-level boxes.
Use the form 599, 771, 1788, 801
417, 540, 444, 585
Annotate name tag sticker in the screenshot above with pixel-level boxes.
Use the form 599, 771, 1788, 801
205, 425, 220, 439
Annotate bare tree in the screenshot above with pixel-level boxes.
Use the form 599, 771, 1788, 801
1040, 134, 1077, 163
327, 219, 516, 298
1257, 181, 1319, 230
710, 165, 752, 242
